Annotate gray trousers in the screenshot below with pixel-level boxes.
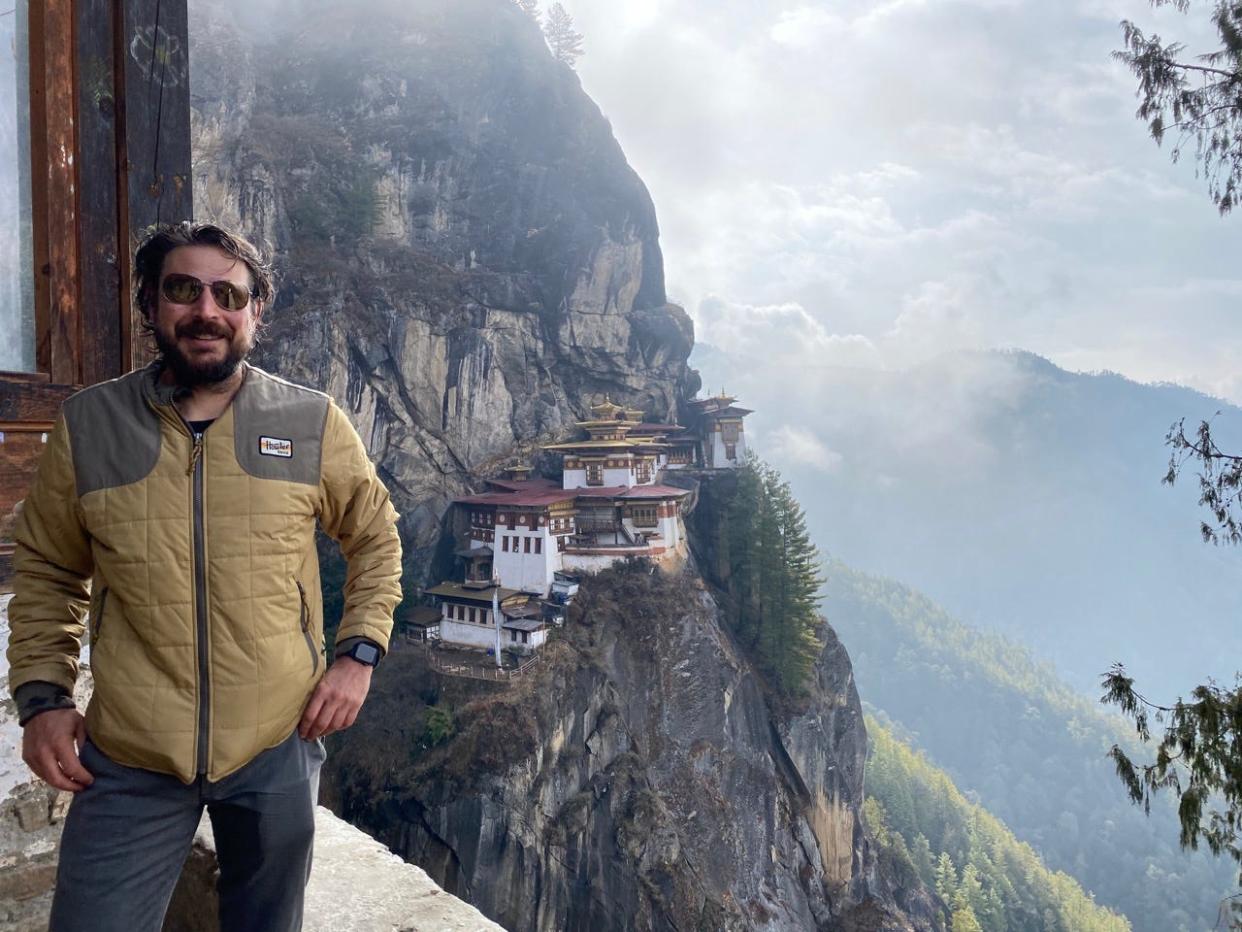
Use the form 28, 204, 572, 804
49, 730, 326, 932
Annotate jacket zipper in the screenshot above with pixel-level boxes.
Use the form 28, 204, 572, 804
296, 580, 320, 676
189, 425, 210, 777
90, 587, 109, 641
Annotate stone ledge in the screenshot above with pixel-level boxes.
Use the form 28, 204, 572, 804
166, 806, 505, 932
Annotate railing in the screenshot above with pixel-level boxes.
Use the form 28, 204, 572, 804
574, 518, 621, 533
427, 649, 542, 682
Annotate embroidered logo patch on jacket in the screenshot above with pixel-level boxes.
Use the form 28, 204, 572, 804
259, 436, 293, 458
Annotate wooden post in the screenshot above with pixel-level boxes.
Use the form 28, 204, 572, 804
118, 0, 194, 367
28, 0, 79, 385
76, 0, 125, 385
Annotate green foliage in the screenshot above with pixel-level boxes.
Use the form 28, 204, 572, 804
288, 165, 381, 244
1101, 416, 1242, 924
1115, 1, 1242, 212
422, 705, 455, 747
543, 3, 584, 66
952, 905, 984, 932
723, 455, 824, 693
826, 562, 1235, 931
867, 719, 1132, 932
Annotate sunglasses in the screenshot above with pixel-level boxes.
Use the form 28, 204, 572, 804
160, 273, 256, 312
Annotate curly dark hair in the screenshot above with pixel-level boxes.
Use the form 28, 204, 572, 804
132, 221, 275, 322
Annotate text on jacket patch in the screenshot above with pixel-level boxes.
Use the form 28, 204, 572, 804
259, 436, 293, 458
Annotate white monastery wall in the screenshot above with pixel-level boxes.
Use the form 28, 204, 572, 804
492, 525, 558, 593
603, 466, 635, 488
440, 617, 501, 650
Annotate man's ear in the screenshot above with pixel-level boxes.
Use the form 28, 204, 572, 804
252, 300, 265, 323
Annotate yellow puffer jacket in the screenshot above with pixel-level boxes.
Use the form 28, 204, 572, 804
6, 363, 402, 783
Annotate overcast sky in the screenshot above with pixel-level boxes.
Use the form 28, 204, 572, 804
556, 0, 1241, 404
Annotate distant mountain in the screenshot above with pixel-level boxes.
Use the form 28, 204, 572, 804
824, 562, 1235, 932
693, 345, 1242, 696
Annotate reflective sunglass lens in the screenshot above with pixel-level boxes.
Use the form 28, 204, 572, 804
162, 274, 203, 304
210, 282, 251, 311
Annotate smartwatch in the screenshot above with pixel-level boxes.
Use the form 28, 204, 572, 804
341, 640, 382, 667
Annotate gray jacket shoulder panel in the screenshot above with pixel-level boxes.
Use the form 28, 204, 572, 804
63, 368, 162, 497
232, 365, 330, 486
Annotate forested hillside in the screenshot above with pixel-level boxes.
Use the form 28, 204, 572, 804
865, 720, 1129, 932
825, 562, 1234, 932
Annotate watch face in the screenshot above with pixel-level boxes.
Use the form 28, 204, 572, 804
353, 643, 381, 665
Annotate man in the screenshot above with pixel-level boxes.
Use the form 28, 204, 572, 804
6, 221, 403, 931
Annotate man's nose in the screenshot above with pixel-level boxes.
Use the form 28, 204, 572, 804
188, 286, 223, 317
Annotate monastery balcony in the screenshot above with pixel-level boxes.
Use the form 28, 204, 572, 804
573, 517, 623, 533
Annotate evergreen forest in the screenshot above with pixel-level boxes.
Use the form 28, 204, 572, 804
826, 563, 1235, 931
865, 720, 1130, 932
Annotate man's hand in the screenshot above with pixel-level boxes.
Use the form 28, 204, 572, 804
22, 709, 93, 792
298, 657, 373, 740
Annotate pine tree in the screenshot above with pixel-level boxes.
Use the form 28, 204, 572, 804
912, 833, 937, 888
935, 851, 958, 903
721, 455, 824, 693
957, 864, 986, 920
726, 454, 764, 647
514, 0, 540, 26
1115, 1, 1242, 213
761, 466, 824, 692
951, 903, 984, 932
543, 3, 584, 67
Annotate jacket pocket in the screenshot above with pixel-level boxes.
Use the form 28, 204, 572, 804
90, 587, 109, 642
296, 580, 320, 676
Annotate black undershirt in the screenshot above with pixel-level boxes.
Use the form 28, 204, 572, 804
188, 418, 215, 436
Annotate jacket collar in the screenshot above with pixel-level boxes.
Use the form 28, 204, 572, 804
140, 360, 252, 409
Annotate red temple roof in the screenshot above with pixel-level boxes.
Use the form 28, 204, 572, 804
573, 484, 690, 500
456, 489, 578, 507
484, 477, 560, 492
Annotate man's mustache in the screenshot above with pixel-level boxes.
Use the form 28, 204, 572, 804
176, 323, 231, 339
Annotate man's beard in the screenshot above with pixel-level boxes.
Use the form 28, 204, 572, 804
154, 323, 249, 388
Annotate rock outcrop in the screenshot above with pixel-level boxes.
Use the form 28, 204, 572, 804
190, 0, 697, 580
325, 563, 938, 931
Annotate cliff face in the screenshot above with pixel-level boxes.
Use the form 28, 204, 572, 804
325, 562, 938, 931
189, 3, 935, 927
190, 0, 696, 577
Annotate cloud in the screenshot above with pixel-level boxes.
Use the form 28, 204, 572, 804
695, 296, 882, 368
765, 425, 844, 473
561, 0, 1241, 403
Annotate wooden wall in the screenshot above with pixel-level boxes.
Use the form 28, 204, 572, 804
0, 0, 193, 586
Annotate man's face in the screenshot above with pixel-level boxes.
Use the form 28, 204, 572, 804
151, 245, 263, 388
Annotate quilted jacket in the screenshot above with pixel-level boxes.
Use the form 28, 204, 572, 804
5, 363, 402, 783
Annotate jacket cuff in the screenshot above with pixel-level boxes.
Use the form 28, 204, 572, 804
14, 681, 75, 726
334, 636, 385, 665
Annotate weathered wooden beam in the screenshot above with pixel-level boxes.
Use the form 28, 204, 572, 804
40, 0, 80, 386
118, 0, 193, 367
75, 0, 125, 385
0, 381, 78, 422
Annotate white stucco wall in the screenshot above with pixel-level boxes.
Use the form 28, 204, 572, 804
658, 513, 682, 547
603, 466, 635, 488
440, 618, 502, 650
562, 552, 638, 573
709, 431, 747, 468
492, 525, 559, 594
